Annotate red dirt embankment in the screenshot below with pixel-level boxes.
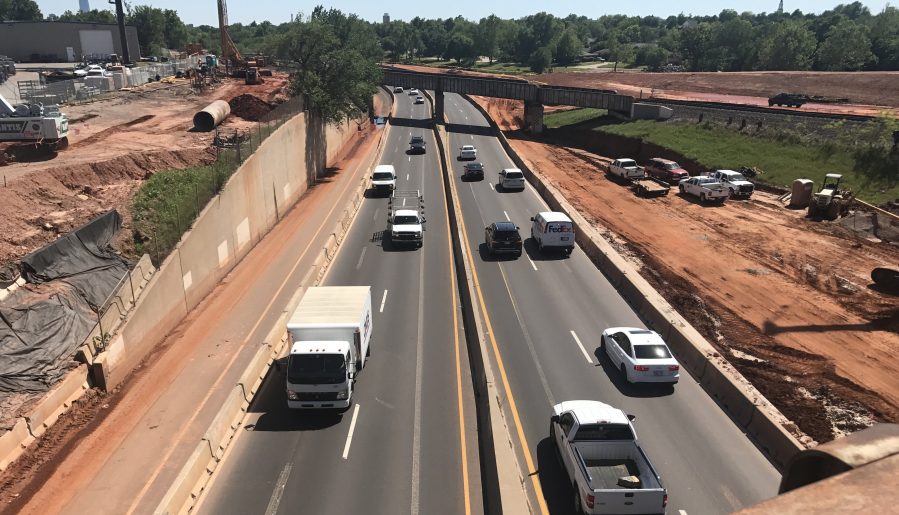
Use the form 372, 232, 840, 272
472, 95, 899, 443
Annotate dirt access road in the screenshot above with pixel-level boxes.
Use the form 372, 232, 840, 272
471, 95, 899, 444
0, 74, 290, 271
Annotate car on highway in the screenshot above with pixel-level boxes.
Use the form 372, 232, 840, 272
409, 88, 420, 95
462, 162, 484, 181
414, 96, 425, 104
459, 144, 478, 160
644, 158, 689, 184
498, 168, 525, 191
678, 176, 729, 203
530, 211, 575, 256
409, 135, 426, 154
484, 222, 522, 258
393, 86, 404, 93
370, 164, 397, 195
601, 327, 680, 384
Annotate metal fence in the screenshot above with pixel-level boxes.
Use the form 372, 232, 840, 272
16, 58, 195, 105
137, 95, 306, 266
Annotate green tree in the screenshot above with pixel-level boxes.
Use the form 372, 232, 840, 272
475, 15, 502, 63
57, 9, 116, 24
162, 9, 188, 50
756, 20, 817, 70
679, 23, 716, 71
446, 32, 476, 65
554, 28, 582, 65
715, 18, 756, 71
529, 46, 552, 73
871, 6, 899, 70
128, 5, 167, 55
0, 0, 42, 21
817, 20, 875, 70
273, 7, 381, 124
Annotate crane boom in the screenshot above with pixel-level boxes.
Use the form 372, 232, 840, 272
217, 0, 244, 67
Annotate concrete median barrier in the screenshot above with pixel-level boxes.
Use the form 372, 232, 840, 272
462, 93, 804, 469
25, 364, 89, 439
153, 440, 211, 515
0, 418, 33, 472
203, 386, 246, 461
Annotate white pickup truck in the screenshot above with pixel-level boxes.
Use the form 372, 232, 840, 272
551, 400, 668, 514
608, 158, 645, 180
706, 169, 754, 199
678, 176, 729, 203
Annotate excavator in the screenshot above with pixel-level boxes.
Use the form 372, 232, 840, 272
217, 0, 263, 85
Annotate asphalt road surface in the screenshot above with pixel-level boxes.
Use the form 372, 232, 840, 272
197, 90, 480, 515
441, 91, 780, 514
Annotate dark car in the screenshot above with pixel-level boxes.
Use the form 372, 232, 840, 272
462, 162, 484, 181
768, 93, 807, 108
644, 158, 689, 184
485, 222, 522, 258
409, 135, 426, 154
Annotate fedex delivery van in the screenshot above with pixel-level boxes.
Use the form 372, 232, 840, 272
530, 211, 575, 256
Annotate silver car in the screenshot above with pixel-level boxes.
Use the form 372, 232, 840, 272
601, 327, 680, 384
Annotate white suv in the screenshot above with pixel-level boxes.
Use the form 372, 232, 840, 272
498, 168, 525, 191
459, 145, 477, 160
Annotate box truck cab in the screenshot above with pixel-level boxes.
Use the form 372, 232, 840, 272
286, 286, 372, 409
530, 211, 575, 256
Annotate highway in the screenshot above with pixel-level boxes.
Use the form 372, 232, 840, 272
441, 91, 780, 514
198, 91, 480, 515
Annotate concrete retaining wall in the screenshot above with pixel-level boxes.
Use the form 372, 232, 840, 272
93, 112, 358, 392
153, 107, 392, 515
463, 93, 804, 471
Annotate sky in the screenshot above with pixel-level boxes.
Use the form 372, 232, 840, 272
37, 1, 893, 26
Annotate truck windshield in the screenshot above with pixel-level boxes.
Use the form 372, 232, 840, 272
373, 172, 394, 180
287, 354, 346, 384
394, 215, 419, 224
574, 423, 635, 441
665, 163, 681, 170
729, 174, 746, 181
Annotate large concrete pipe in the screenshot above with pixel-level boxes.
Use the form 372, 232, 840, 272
193, 100, 231, 131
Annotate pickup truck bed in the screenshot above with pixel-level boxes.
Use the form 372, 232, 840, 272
584, 459, 641, 489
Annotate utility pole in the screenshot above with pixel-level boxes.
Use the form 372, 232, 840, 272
109, 0, 131, 65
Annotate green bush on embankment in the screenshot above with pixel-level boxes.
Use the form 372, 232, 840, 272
544, 108, 608, 129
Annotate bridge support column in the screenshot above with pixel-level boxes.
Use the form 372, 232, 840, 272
435, 90, 444, 123
524, 100, 544, 134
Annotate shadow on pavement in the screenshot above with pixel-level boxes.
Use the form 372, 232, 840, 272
523, 237, 570, 262
536, 437, 575, 514
593, 347, 676, 398
390, 117, 434, 130
445, 123, 496, 137
478, 242, 522, 262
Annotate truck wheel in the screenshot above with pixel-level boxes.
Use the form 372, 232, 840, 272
679, 185, 685, 194
700, 193, 707, 203
572, 485, 585, 515
621, 363, 631, 383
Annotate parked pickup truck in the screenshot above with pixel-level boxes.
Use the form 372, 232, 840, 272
706, 169, 754, 199
552, 400, 667, 514
678, 176, 729, 203
608, 159, 645, 180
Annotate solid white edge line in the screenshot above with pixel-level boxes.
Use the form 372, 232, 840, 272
264, 463, 293, 515
527, 256, 538, 271
570, 330, 594, 364
679, 510, 688, 515
503, 211, 510, 222
341, 404, 361, 459
379, 289, 388, 312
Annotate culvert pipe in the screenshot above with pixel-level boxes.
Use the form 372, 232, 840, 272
193, 100, 231, 131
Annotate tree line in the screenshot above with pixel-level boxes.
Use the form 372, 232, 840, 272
3, 1, 897, 72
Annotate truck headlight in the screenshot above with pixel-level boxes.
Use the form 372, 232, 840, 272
287, 390, 299, 400
391, 231, 399, 238
336, 389, 349, 400
415, 232, 422, 239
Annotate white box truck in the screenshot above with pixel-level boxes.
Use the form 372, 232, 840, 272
285, 286, 372, 409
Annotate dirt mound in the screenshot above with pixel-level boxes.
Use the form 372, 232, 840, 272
228, 94, 274, 121
0, 148, 215, 269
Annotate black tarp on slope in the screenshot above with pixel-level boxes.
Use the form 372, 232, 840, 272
0, 210, 130, 392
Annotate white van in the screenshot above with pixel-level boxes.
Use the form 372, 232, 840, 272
371, 164, 397, 195
530, 211, 575, 255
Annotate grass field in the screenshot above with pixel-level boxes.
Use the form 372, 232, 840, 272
595, 120, 898, 204
543, 108, 608, 128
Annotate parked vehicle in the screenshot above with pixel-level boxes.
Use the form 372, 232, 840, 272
370, 164, 397, 195
601, 328, 680, 384
485, 222, 522, 258
286, 286, 372, 409
678, 176, 729, 203
768, 93, 807, 108
808, 173, 853, 220
631, 177, 670, 198
644, 158, 689, 184
551, 400, 668, 514
387, 190, 425, 248
498, 168, 525, 191
706, 169, 754, 199
409, 135, 426, 154
530, 211, 575, 256
462, 162, 484, 181
608, 158, 645, 180
459, 145, 478, 160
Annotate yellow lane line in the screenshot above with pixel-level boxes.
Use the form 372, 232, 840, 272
442, 126, 549, 515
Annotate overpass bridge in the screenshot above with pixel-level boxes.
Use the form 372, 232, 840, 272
381, 67, 635, 133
